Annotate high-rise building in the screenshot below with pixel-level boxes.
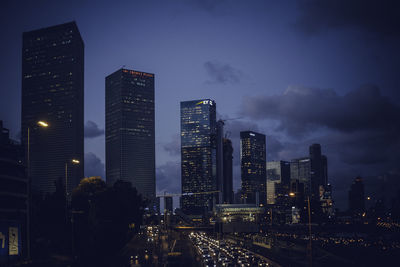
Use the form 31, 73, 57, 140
222, 138, 233, 204
21, 22, 84, 194
240, 131, 266, 205
216, 120, 224, 203
321, 155, 328, 187
164, 196, 173, 214
290, 157, 312, 196
180, 99, 217, 214
266, 160, 290, 204
348, 177, 365, 217
105, 68, 155, 201
309, 144, 328, 197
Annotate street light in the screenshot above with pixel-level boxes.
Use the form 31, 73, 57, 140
27, 120, 49, 260
65, 158, 80, 204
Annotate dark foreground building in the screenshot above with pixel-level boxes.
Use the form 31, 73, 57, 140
180, 99, 217, 215
21, 21, 84, 195
105, 68, 155, 201
0, 121, 27, 263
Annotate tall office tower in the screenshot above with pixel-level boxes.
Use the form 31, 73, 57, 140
105, 68, 155, 201
348, 177, 365, 217
240, 131, 266, 205
309, 144, 329, 198
181, 99, 217, 215
216, 120, 224, 203
222, 138, 233, 204
164, 196, 173, 214
22, 22, 84, 194
321, 155, 328, 186
266, 160, 290, 204
290, 157, 312, 196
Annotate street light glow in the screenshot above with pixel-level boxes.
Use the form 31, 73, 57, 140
37, 121, 49, 127
289, 192, 295, 197
71, 159, 80, 164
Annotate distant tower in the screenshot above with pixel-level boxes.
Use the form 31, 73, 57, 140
266, 160, 290, 204
22, 22, 84, 194
105, 68, 155, 201
164, 196, 173, 214
290, 157, 312, 196
180, 99, 217, 214
309, 144, 328, 198
223, 138, 234, 204
240, 131, 266, 205
348, 177, 365, 216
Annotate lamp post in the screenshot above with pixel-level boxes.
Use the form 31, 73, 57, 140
27, 120, 49, 260
65, 158, 79, 259
65, 159, 80, 220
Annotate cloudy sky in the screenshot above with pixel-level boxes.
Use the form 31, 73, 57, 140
1, 0, 399, 209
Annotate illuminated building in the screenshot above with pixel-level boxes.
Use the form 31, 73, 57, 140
223, 138, 233, 204
21, 22, 84, 194
266, 160, 290, 204
0, 121, 27, 262
240, 131, 266, 205
214, 204, 264, 233
105, 68, 155, 201
180, 99, 217, 215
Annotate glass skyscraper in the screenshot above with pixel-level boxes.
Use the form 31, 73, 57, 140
105, 68, 155, 200
21, 22, 84, 194
240, 131, 266, 205
180, 99, 217, 214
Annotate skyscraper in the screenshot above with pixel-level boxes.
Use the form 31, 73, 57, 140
164, 196, 173, 214
266, 160, 290, 204
216, 120, 224, 203
105, 68, 155, 201
348, 176, 365, 217
22, 22, 84, 194
180, 99, 217, 214
240, 131, 266, 205
309, 144, 328, 198
290, 157, 312, 196
222, 138, 233, 204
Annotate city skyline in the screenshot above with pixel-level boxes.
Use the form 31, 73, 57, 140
1, 1, 400, 209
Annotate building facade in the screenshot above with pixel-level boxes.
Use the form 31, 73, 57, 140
180, 99, 217, 214
348, 177, 365, 217
0, 121, 27, 262
290, 157, 312, 196
21, 22, 84, 194
105, 68, 155, 201
223, 138, 234, 204
240, 131, 266, 205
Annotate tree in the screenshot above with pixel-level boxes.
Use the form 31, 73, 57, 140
71, 177, 145, 266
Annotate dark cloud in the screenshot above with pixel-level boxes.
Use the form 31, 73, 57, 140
156, 161, 180, 194
84, 152, 105, 179
295, 0, 400, 37
241, 85, 400, 137
163, 134, 180, 156
204, 61, 242, 84
84, 120, 104, 138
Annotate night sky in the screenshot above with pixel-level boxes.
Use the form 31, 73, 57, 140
1, 0, 399, 209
